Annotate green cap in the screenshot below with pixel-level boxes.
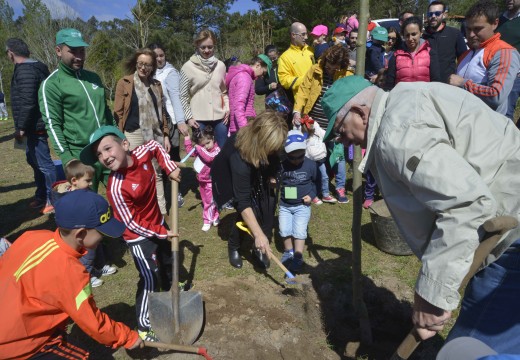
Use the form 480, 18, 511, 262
321, 76, 373, 142
257, 54, 272, 77
371, 26, 388, 42
56, 28, 89, 47
80, 126, 126, 165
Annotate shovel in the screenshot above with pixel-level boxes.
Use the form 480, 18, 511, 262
141, 340, 213, 360
148, 179, 204, 345
236, 221, 310, 286
390, 215, 518, 360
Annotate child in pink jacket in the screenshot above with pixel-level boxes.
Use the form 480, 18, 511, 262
225, 56, 269, 134
184, 126, 221, 231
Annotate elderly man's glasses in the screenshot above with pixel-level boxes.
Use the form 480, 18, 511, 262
136, 62, 153, 70
293, 32, 307, 37
427, 10, 443, 17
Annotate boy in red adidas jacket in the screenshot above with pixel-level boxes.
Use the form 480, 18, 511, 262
0, 189, 141, 360
80, 125, 181, 342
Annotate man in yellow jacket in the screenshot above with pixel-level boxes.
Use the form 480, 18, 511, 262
278, 22, 315, 98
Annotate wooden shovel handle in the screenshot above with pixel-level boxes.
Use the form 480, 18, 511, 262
391, 216, 518, 360
142, 341, 213, 360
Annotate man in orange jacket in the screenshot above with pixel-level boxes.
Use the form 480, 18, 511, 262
0, 189, 142, 359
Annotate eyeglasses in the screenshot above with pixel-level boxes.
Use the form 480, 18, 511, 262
387, 37, 397, 42
293, 32, 307, 37
136, 62, 153, 70
427, 10, 444, 17
199, 45, 214, 50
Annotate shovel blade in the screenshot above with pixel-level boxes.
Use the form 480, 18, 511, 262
148, 290, 204, 345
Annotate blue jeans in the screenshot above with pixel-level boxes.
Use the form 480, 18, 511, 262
80, 244, 107, 275
446, 239, 520, 353
507, 74, 520, 121
364, 170, 377, 200
26, 133, 56, 203
197, 119, 228, 149
316, 160, 330, 197
334, 158, 346, 190
278, 204, 311, 240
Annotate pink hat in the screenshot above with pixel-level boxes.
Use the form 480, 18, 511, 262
310, 25, 328, 37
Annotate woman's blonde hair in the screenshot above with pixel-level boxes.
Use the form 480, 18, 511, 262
235, 111, 288, 168
194, 29, 217, 47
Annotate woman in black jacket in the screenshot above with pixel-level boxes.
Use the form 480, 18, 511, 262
255, 45, 280, 96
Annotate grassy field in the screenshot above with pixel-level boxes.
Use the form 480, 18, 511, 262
0, 94, 479, 359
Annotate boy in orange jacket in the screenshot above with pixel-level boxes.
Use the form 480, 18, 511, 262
0, 189, 142, 359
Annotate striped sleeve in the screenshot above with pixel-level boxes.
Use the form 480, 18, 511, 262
134, 140, 177, 175
464, 48, 520, 110
109, 173, 161, 239
179, 69, 194, 120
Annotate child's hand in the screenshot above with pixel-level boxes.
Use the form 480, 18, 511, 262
302, 195, 311, 205
130, 336, 143, 350
167, 229, 178, 238
169, 168, 182, 182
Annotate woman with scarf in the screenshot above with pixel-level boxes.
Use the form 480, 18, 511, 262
180, 29, 230, 148
113, 48, 170, 216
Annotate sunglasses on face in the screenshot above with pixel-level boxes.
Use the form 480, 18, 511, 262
388, 37, 397, 42
136, 62, 153, 70
427, 10, 443, 17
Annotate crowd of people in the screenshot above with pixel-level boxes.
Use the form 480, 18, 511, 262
1, 0, 520, 358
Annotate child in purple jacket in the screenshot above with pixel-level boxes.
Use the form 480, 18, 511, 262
225, 56, 269, 134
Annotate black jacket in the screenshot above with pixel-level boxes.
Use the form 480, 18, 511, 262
11, 60, 50, 133
255, 65, 278, 96
422, 24, 467, 83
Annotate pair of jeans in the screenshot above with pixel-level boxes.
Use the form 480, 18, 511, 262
278, 204, 311, 240
26, 133, 56, 203
446, 239, 520, 353
197, 119, 228, 149
316, 160, 330, 197
507, 73, 520, 121
79, 243, 107, 275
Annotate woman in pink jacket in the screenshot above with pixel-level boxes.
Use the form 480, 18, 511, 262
225, 56, 269, 134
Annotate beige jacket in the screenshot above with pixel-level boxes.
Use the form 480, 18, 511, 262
179, 58, 229, 121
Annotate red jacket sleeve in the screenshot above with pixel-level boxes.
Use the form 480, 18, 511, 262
143, 140, 178, 175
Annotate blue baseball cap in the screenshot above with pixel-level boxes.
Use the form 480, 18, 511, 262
55, 189, 125, 238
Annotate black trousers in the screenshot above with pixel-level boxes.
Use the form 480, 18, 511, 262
30, 333, 88, 360
229, 192, 277, 250
128, 237, 172, 332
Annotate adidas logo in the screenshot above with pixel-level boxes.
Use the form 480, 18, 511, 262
132, 184, 139, 191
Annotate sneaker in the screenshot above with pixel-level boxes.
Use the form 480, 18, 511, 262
90, 276, 103, 288
201, 223, 211, 232
29, 198, 46, 209
138, 329, 159, 342
311, 197, 323, 205
362, 199, 374, 209
322, 195, 337, 203
281, 250, 294, 267
40, 204, 55, 214
289, 253, 304, 274
212, 218, 220, 227
100, 265, 117, 276
336, 188, 349, 204
223, 200, 234, 210
178, 194, 185, 208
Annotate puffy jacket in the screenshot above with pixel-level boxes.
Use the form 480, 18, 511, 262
225, 64, 256, 134
11, 60, 50, 133
395, 40, 432, 84
305, 122, 327, 161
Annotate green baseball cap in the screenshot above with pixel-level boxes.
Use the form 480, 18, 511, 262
257, 54, 272, 77
56, 28, 89, 47
371, 26, 388, 42
80, 126, 126, 165
321, 76, 373, 142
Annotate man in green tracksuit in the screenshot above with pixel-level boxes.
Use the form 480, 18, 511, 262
39, 28, 115, 191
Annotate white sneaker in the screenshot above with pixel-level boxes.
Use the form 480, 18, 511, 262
91, 276, 103, 287
212, 218, 220, 227
201, 223, 211, 232
101, 265, 117, 276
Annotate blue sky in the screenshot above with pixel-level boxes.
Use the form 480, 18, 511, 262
9, 0, 259, 21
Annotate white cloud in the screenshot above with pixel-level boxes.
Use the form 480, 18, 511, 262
42, 0, 81, 19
